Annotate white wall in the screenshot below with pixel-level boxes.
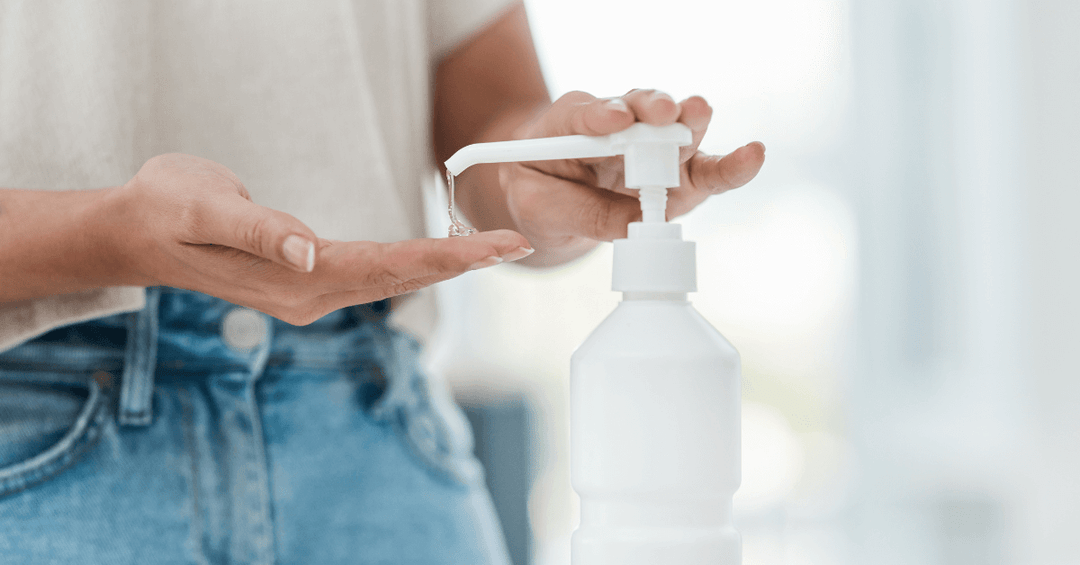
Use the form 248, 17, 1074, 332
428, 1, 1080, 563
1020, 1, 1080, 562
847, 0, 1026, 562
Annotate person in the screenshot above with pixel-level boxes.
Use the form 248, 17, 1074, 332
0, 1, 765, 563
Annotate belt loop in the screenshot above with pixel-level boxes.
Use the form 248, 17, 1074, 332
119, 287, 161, 427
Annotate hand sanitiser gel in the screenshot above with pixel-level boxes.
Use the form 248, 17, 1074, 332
445, 123, 742, 565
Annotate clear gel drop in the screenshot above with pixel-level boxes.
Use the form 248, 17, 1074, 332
446, 170, 476, 237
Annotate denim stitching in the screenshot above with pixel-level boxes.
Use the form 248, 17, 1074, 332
177, 385, 211, 565
367, 324, 469, 486
245, 315, 276, 564
119, 287, 160, 426
0, 378, 110, 498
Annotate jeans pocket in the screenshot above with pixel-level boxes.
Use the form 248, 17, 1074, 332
0, 370, 113, 499
366, 331, 482, 487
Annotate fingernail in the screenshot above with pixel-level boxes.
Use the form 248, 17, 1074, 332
468, 256, 503, 271
283, 235, 315, 272
500, 247, 535, 263
606, 99, 629, 112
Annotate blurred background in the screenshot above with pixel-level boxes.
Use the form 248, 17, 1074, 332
423, 0, 1080, 563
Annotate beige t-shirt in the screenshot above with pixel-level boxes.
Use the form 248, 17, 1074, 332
0, 0, 515, 352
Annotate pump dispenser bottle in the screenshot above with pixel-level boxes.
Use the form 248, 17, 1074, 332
446, 123, 742, 565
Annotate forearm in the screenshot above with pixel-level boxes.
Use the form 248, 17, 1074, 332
431, 1, 542, 237
432, 2, 594, 267
0, 187, 143, 303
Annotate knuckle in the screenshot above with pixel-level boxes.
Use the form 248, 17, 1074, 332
232, 179, 251, 200
369, 268, 406, 290
581, 198, 613, 233
390, 278, 427, 296
652, 90, 675, 102
699, 154, 748, 193
559, 90, 594, 105
655, 97, 678, 112
429, 250, 462, 274
716, 167, 738, 190
238, 213, 273, 255
687, 94, 712, 112
181, 199, 213, 238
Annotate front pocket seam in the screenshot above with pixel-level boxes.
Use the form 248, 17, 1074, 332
0, 379, 110, 498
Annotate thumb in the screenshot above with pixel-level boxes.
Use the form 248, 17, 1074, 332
192, 193, 319, 272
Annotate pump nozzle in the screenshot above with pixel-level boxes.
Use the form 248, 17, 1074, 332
445, 122, 697, 293
445, 123, 692, 223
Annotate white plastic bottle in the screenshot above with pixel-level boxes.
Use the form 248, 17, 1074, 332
444, 123, 742, 564
570, 219, 741, 565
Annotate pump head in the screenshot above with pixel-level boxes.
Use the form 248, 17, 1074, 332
444, 123, 697, 293
445, 123, 691, 223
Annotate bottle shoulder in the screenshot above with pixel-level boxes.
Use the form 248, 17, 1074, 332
572, 300, 738, 361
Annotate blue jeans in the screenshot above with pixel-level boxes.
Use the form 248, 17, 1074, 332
0, 288, 510, 564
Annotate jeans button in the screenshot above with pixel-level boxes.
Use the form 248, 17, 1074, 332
221, 307, 268, 352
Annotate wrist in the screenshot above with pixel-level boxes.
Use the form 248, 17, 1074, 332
0, 186, 156, 304
92, 185, 158, 287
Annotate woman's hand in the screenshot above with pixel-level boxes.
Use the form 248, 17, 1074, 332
430, 7, 762, 267
499, 90, 766, 266
103, 154, 531, 324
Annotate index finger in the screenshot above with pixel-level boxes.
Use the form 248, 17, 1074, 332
317, 230, 532, 295
620, 89, 681, 126
676, 96, 713, 162
309, 230, 533, 311
539, 91, 635, 138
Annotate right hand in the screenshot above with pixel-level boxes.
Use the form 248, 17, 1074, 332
112, 153, 532, 325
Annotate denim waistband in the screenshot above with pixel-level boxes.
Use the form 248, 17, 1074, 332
0, 288, 395, 381
0, 288, 399, 427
